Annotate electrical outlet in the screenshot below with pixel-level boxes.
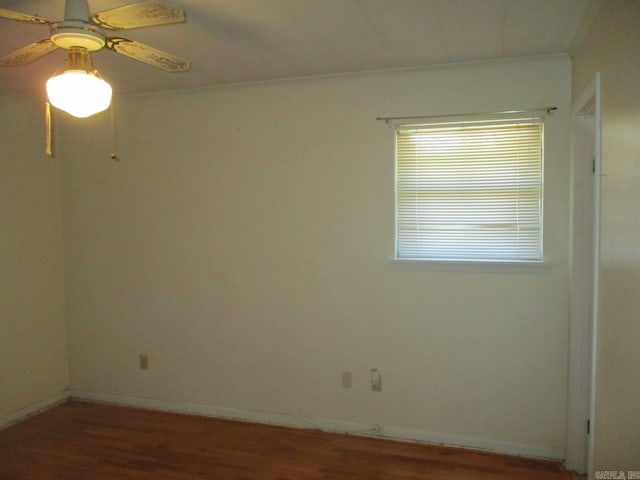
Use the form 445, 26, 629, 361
139, 354, 149, 370
342, 371, 352, 388
371, 368, 381, 392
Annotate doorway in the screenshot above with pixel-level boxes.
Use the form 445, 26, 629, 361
566, 73, 601, 476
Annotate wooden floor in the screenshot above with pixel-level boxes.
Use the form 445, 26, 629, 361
0, 401, 570, 480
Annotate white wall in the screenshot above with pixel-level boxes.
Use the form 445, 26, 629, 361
572, 0, 640, 472
0, 93, 68, 422
60, 56, 572, 456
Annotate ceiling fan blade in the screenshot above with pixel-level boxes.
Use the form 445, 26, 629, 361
106, 37, 190, 72
91, 0, 185, 30
1, 39, 59, 67
0, 7, 52, 24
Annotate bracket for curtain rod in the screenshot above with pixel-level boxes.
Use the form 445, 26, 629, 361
376, 106, 557, 124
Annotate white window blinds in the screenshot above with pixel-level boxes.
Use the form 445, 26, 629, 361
395, 119, 543, 261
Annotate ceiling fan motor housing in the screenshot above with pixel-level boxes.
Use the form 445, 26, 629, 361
51, 21, 106, 51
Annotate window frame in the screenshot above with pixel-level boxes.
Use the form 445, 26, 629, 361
393, 116, 546, 266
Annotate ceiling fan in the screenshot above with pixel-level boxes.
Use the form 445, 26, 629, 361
0, 0, 190, 72
0, 0, 190, 120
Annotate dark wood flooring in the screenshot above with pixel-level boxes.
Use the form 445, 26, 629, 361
0, 401, 570, 479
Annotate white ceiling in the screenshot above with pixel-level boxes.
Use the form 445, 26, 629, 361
0, 0, 593, 98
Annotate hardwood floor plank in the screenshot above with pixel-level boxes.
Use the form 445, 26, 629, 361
0, 401, 570, 480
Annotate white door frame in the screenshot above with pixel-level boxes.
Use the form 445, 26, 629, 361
566, 72, 601, 475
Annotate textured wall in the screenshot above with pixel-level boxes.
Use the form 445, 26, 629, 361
0, 93, 68, 421
572, 0, 640, 471
60, 56, 572, 455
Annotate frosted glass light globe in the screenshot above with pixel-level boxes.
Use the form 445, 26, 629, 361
46, 70, 112, 118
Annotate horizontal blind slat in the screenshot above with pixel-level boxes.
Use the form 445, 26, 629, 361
395, 120, 543, 261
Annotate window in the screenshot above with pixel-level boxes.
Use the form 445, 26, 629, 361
395, 118, 543, 262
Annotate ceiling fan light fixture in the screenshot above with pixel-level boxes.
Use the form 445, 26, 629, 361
46, 46, 112, 118
47, 70, 112, 118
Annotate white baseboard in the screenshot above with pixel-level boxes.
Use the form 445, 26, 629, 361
380, 425, 564, 461
1, 390, 70, 429
69, 389, 564, 461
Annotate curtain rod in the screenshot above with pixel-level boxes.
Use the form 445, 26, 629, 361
376, 106, 557, 123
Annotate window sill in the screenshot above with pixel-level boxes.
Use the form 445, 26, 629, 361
388, 258, 552, 274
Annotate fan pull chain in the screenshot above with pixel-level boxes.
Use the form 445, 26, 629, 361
110, 97, 120, 162
45, 102, 54, 157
